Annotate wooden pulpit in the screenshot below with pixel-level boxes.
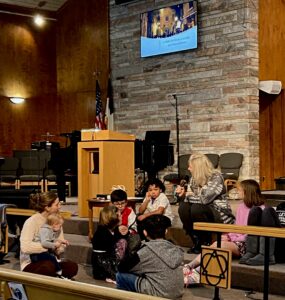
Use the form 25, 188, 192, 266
78, 130, 135, 217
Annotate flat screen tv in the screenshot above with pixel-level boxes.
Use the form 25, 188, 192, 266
140, 1, 197, 58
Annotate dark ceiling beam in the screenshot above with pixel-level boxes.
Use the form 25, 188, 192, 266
0, 3, 57, 19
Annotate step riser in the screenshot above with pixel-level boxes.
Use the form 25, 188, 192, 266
232, 266, 285, 296
65, 245, 92, 265
63, 218, 192, 248
63, 218, 90, 236
62, 217, 285, 297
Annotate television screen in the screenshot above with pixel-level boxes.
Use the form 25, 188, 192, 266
140, 1, 197, 58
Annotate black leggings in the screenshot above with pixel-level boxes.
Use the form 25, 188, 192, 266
247, 206, 285, 262
178, 202, 221, 244
247, 206, 280, 227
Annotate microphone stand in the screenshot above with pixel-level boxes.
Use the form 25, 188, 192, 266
172, 94, 180, 178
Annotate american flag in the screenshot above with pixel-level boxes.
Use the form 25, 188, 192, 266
105, 77, 114, 130
95, 80, 106, 129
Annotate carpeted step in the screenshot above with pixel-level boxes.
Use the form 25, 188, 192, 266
64, 233, 92, 265
63, 233, 285, 296
63, 217, 91, 236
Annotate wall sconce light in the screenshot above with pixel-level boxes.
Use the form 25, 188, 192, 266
10, 97, 25, 104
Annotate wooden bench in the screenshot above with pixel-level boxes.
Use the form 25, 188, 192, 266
6, 208, 72, 218
193, 222, 285, 300
0, 268, 166, 300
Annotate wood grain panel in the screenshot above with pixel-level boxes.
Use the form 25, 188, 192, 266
259, 0, 285, 189
271, 92, 285, 179
0, 13, 57, 156
259, 90, 285, 190
259, 0, 285, 86
0, 0, 109, 156
259, 92, 273, 190
56, 0, 109, 136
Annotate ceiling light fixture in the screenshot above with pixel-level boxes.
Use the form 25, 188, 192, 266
10, 97, 25, 104
34, 14, 45, 26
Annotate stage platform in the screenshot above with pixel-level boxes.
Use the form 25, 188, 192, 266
262, 190, 285, 207
2, 197, 285, 299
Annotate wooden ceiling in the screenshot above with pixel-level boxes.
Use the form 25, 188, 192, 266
0, 0, 68, 11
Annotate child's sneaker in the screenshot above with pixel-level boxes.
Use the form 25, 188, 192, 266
58, 275, 71, 280
105, 278, 116, 284
184, 268, 200, 287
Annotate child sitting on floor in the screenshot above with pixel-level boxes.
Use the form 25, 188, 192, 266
116, 214, 184, 299
137, 178, 174, 239
111, 188, 137, 234
92, 205, 128, 283
183, 179, 267, 285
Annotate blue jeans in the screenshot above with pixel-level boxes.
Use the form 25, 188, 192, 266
116, 272, 138, 292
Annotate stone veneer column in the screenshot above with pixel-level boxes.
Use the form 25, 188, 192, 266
109, 0, 259, 180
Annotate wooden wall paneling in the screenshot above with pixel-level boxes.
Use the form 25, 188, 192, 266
259, 0, 285, 85
0, 14, 57, 155
271, 92, 285, 182
57, 92, 96, 134
0, 0, 109, 156
280, 91, 285, 180
259, 92, 273, 190
56, 0, 109, 133
259, 0, 285, 189
259, 91, 285, 190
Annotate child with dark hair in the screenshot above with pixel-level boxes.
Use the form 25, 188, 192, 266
111, 189, 137, 234
137, 178, 173, 240
91, 206, 128, 283
138, 178, 173, 223
116, 215, 184, 299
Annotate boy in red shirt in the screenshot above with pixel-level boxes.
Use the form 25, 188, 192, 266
111, 189, 137, 234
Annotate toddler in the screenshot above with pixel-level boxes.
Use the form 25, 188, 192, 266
30, 213, 68, 276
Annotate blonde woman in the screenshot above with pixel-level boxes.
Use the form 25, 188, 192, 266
176, 153, 235, 253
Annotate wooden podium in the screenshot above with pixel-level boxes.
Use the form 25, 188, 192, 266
78, 130, 135, 217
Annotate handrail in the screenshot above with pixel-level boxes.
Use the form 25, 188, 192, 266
6, 208, 72, 218
194, 222, 285, 238
0, 269, 166, 300
193, 222, 285, 300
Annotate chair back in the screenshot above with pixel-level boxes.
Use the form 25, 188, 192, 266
0, 157, 19, 176
219, 153, 243, 180
205, 153, 219, 169
20, 157, 46, 177
178, 154, 191, 179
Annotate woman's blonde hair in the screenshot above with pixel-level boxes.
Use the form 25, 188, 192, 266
189, 152, 214, 186
99, 206, 120, 230
29, 191, 58, 213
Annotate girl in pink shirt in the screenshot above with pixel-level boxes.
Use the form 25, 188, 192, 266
184, 179, 265, 285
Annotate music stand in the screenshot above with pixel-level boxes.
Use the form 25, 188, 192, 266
144, 130, 171, 180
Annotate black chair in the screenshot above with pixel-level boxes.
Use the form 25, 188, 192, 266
163, 154, 191, 184
0, 157, 20, 189
205, 153, 219, 169
220, 152, 243, 191
18, 156, 46, 192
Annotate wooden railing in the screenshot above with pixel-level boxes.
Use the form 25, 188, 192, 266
0, 269, 166, 300
194, 222, 285, 300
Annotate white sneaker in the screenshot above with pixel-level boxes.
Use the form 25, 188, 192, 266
105, 278, 116, 284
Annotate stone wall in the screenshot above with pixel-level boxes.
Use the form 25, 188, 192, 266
109, 0, 259, 180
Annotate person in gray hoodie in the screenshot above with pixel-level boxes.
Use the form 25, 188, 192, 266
116, 215, 184, 299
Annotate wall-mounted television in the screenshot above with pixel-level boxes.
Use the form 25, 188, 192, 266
140, 1, 197, 58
